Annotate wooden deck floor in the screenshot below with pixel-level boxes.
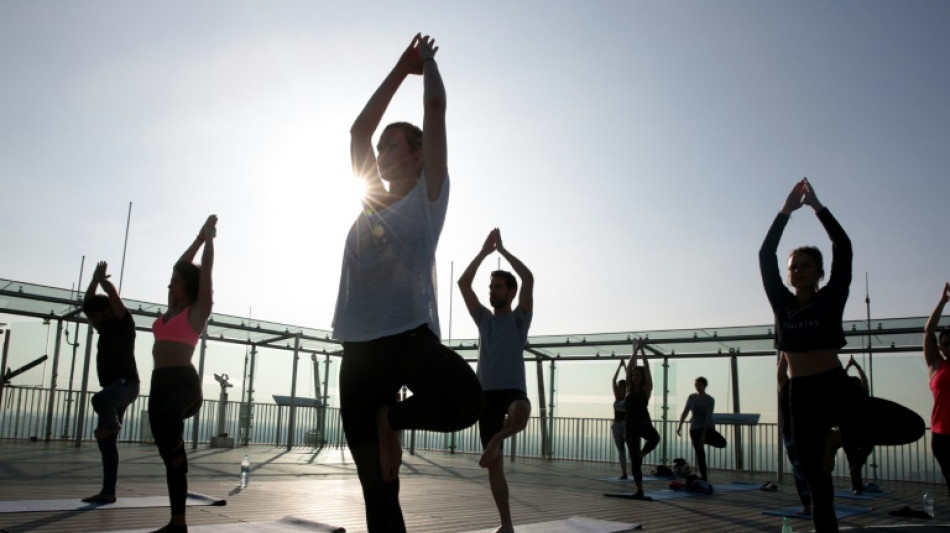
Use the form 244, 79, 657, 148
0, 440, 948, 532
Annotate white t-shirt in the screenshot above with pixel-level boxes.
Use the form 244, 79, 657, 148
474, 305, 532, 392
332, 174, 449, 342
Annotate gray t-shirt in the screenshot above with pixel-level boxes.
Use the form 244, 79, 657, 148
474, 305, 532, 392
684, 393, 715, 430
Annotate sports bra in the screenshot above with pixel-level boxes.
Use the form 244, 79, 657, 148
152, 306, 200, 347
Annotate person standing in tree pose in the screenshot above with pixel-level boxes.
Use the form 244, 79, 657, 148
624, 338, 661, 499
611, 359, 629, 480
149, 214, 216, 533
458, 228, 534, 533
81, 261, 140, 504
333, 34, 482, 533
676, 376, 725, 481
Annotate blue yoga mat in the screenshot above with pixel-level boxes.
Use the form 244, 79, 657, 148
834, 488, 891, 499
762, 504, 872, 519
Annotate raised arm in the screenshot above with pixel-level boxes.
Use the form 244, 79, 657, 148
804, 179, 852, 292
924, 283, 950, 375
495, 230, 533, 314
188, 215, 216, 331
350, 35, 424, 201
759, 180, 805, 309
84, 261, 127, 318
418, 36, 447, 202
612, 358, 626, 396
457, 230, 496, 318
847, 357, 869, 391
639, 339, 653, 397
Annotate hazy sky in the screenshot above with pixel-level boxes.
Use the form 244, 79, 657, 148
2, 2, 949, 420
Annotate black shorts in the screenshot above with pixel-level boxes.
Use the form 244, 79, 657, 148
478, 389, 529, 448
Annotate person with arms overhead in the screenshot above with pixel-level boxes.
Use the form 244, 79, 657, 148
925, 282, 950, 500
81, 261, 140, 504
458, 228, 534, 533
333, 34, 481, 533
624, 338, 661, 499
148, 215, 216, 533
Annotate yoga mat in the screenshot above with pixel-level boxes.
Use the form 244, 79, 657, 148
596, 475, 671, 482
459, 516, 640, 532
0, 492, 225, 513
605, 482, 759, 501
835, 488, 892, 499
102, 516, 344, 533
762, 504, 872, 519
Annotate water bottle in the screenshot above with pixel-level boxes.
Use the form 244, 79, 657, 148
240, 454, 250, 488
781, 516, 794, 533
924, 490, 934, 518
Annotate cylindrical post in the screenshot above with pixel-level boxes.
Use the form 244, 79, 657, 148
191, 326, 208, 449
44, 320, 64, 441
286, 335, 301, 451
74, 325, 94, 447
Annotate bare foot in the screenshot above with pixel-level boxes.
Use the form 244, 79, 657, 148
492, 525, 514, 533
377, 405, 402, 483
797, 506, 812, 516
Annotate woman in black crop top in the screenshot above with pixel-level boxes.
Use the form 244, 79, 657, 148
623, 338, 660, 499
760, 178, 855, 533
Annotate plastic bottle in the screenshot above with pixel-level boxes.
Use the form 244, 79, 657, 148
781, 516, 793, 533
924, 490, 934, 518
240, 454, 250, 488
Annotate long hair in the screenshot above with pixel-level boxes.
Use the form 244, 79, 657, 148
173, 260, 200, 304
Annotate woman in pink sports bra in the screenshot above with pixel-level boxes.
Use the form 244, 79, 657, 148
148, 214, 216, 533
925, 282, 950, 500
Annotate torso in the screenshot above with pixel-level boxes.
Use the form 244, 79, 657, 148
152, 306, 199, 369
784, 348, 843, 378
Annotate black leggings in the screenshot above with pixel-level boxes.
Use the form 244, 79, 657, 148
688, 427, 726, 481
933, 432, 950, 500
340, 325, 482, 533
149, 366, 202, 516
791, 368, 924, 533
625, 416, 660, 486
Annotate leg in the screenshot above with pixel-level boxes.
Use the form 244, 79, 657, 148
389, 327, 482, 432
86, 380, 139, 501
791, 370, 855, 533
611, 421, 628, 478
481, 397, 530, 468
843, 442, 872, 493
626, 424, 645, 494
784, 437, 812, 514
149, 369, 201, 530
933, 433, 950, 500
341, 340, 406, 533
486, 455, 513, 532
640, 420, 660, 459
689, 429, 708, 481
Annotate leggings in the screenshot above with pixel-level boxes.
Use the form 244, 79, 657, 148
625, 416, 660, 485
843, 440, 873, 492
611, 420, 627, 474
149, 366, 202, 516
784, 437, 811, 508
933, 432, 950, 500
790, 368, 924, 533
340, 325, 482, 533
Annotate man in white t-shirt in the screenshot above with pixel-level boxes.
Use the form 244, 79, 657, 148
458, 228, 534, 533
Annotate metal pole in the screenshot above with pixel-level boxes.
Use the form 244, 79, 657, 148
661, 355, 670, 465
730, 353, 743, 469
63, 257, 85, 438
535, 359, 547, 458
244, 344, 257, 446
0, 329, 10, 413
548, 359, 556, 457
286, 335, 301, 451
44, 319, 64, 442
866, 272, 878, 480
119, 201, 132, 293
74, 325, 94, 447
191, 326, 208, 449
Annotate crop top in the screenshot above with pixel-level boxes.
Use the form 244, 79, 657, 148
152, 306, 200, 347
758, 208, 852, 352
931, 359, 950, 435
